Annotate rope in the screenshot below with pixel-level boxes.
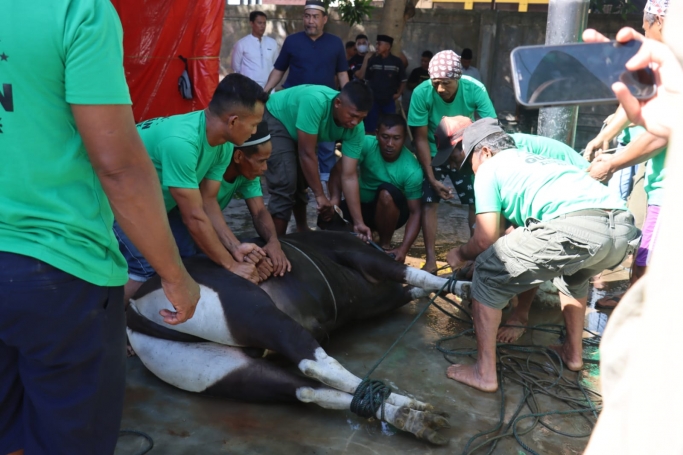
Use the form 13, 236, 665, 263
280, 239, 338, 322
118, 429, 154, 455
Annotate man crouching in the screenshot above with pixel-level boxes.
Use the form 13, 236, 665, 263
446, 119, 640, 392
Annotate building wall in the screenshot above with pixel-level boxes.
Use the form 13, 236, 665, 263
222, 6, 642, 148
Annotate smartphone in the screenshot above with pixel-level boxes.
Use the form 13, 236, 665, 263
510, 40, 656, 108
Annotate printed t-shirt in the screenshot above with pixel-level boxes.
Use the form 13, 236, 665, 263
474, 149, 627, 227
137, 110, 233, 212
407, 77, 496, 157
510, 133, 589, 169
343, 136, 423, 203
0, 0, 132, 286
266, 85, 365, 158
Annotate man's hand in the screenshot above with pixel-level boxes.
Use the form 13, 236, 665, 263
587, 154, 615, 183
584, 27, 683, 139
159, 270, 201, 325
231, 243, 266, 264
353, 222, 372, 243
446, 247, 468, 272
316, 194, 334, 221
584, 136, 610, 162
431, 180, 453, 200
263, 240, 292, 277
256, 258, 274, 281
392, 93, 401, 101
227, 261, 260, 284
386, 247, 408, 263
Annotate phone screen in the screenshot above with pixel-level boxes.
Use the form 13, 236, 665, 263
510, 40, 656, 107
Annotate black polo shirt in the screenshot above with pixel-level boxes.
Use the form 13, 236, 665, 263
365, 54, 407, 104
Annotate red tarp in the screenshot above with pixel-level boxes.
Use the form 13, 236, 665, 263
111, 0, 224, 122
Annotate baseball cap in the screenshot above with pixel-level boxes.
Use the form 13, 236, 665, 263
431, 116, 473, 167
461, 118, 504, 163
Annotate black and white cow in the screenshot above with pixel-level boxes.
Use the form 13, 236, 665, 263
127, 231, 469, 445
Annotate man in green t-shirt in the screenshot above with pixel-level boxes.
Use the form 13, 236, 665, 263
407, 50, 496, 273
263, 81, 373, 236
0, 1, 200, 453
114, 74, 270, 304
326, 114, 423, 262
445, 119, 639, 393
168, 122, 292, 278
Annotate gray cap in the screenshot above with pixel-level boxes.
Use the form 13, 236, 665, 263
462, 118, 504, 163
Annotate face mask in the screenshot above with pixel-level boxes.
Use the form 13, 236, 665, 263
357, 44, 369, 53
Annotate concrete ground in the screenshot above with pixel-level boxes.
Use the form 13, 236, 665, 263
116, 181, 635, 455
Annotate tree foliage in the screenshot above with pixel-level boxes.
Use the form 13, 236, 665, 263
325, 0, 374, 26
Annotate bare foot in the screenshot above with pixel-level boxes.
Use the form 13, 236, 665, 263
548, 344, 583, 371
446, 364, 498, 392
421, 261, 437, 275
497, 320, 527, 343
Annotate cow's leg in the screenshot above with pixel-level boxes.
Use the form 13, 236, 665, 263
297, 388, 450, 445
403, 267, 471, 299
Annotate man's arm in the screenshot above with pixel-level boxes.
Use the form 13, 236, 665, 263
72, 104, 199, 325
584, 106, 630, 161
588, 132, 668, 183
388, 199, 422, 263
337, 71, 349, 88
339, 155, 372, 240
171, 185, 260, 284
245, 196, 292, 276
447, 211, 500, 270
394, 81, 406, 100
297, 130, 334, 221
199, 179, 266, 264
412, 125, 451, 200
263, 69, 285, 93
231, 41, 243, 74
355, 52, 374, 80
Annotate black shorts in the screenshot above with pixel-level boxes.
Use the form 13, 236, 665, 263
422, 164, 475, 205
340, 182, 410, 230
0, 253, 126, 454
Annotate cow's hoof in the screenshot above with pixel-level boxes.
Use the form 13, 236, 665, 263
417, 427, 450, 446
390, 407, 451, 446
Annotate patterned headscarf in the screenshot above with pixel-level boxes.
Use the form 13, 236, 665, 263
645, 0, 669, 16
428, 50, 462, 80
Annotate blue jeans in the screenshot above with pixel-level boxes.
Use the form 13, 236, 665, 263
607, 142, 639, 202
317, 141, 336, 182
364, 100, 397, 134
0, 252, 125, 454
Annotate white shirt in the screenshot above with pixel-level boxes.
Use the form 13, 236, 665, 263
461, 65, 482, 82
231, 34, 278, 88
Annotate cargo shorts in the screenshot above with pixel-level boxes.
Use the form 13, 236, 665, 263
263, 109, 309, 221
472, 209, 641, 309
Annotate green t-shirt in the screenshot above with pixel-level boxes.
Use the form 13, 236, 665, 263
407, 76, 497, 157
217, 176, 263, 210
617, 125, 646, 145
137, 111, 233, 212
474, 150, 626, 227
343, 136, 424, 203
644, 148, 667, 206
266, 85, 365, 157
0, 0, 132, 286
510, 133, 589, 170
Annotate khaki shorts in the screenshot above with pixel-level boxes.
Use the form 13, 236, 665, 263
472, 210, 640, 309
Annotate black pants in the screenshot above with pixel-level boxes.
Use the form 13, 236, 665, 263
340, 182, 409, 230
0, 252, 126, 455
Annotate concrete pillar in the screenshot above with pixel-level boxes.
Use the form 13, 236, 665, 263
537, 0, 589, 148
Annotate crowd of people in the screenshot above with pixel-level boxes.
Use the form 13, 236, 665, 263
0, 0, 678, 452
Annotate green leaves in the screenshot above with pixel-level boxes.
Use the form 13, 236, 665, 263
325, 0, 374, 26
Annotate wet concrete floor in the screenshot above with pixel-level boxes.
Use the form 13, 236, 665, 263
116, 187, 627, 455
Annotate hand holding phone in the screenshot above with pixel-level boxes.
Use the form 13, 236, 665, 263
511, 39, 656, 108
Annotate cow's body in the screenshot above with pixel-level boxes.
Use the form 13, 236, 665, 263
127, 231, 468, 445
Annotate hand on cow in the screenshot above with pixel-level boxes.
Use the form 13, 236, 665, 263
263, 240, 292, 277
232, 242, 266, 264
353, 222, 373, 243
584, 27, 683, 139
386, 247, 407, 263
587, 154, 614, 183
316, 195, 335, 222
228, 261, 260, 284
159, 269, 201, 325
446, 247, 467, 273
431, 180, 453, 200
256, 257, 274, 281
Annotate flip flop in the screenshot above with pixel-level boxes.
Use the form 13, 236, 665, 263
595, 295, 621, 310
